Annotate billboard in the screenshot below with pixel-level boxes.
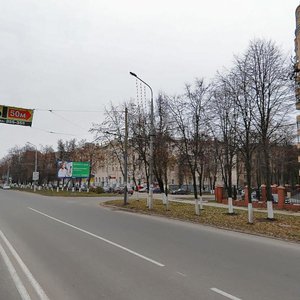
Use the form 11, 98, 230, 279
0, 105, 34, 127
57, 161, 90, 178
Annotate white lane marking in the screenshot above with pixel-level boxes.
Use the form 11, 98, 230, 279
176, 271, 187, 277
211, 287, 242, 300
0, 240, 31, 300
0, 231, 50, 300
28, 207, 165, 267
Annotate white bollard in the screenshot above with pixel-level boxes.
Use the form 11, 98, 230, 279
267, 201, 274, 219
195, 199, 200, 215
248, 203, 253, 223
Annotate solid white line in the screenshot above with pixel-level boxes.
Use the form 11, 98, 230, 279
211, 287, 242, 300
28, 207, 165, 267
0, 231, 50, 300
0, 241, 31, 300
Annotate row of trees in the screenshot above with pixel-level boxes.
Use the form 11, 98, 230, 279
0, 140, 102, 186
91, 39, 297, 222
0, 39, 297, 221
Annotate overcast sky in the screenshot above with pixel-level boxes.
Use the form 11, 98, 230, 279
0, 0, 299, 158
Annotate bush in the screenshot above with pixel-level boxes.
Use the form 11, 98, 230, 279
91, 186, 104, 194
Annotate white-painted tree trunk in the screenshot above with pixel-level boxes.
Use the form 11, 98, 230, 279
166, 195, 169, 210
162, 193, 167, 205
195, 199, 200, 215
199, 196, 203, 210
228, 197, 234, 214
267, 201, 274, 219
57, 187, 59, 193
72, 187, 75, 192
248, 203, 253, 223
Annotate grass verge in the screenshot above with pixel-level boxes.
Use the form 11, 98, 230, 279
13, 188, 115, 197
103, 199, 300, 243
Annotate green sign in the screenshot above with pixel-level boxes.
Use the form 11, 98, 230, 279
72, 162, 90, 178
57, 161, 90, 178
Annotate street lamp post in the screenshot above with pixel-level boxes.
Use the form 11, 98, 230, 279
129, 72, 154, 209
124, 106, 128, 205
28, 142, 38, 192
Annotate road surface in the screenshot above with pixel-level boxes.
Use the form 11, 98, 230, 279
0, 189, 299, 300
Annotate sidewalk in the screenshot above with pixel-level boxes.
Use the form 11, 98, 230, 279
169, 196, 300, 217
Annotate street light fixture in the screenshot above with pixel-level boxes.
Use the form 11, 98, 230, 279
129, 71, 154, 209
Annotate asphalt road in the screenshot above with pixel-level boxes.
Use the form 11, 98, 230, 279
0, 189, 299, 300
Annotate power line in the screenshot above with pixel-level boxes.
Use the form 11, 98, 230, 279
35, 108, 105, 113
48, 111, 90, 132
31, 126, 80, 136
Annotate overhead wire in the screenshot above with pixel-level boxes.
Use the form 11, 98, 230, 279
48, 110, 90, 131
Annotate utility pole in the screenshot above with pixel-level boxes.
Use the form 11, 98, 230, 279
124, 106, 128, 205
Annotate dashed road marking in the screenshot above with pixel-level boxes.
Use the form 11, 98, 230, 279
28, 207, 165, 267
211, 287, 242, 300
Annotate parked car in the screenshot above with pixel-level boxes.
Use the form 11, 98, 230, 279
2, 184, 11, 190
152, 187, 161, 193
114, 186, 134, 195
103, 186, 113, 193
171, 188, 189, 195
138, 186, 148, 193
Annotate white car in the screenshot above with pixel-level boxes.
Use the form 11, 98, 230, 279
3, 184, 11, 190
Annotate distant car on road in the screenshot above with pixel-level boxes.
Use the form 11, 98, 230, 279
171, 188, 189, 195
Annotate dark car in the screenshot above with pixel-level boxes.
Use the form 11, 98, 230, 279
171, 188, 189, 195
114, 186, 134, 195
152, 187, 161, 193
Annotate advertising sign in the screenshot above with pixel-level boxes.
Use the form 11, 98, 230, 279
0, 105, 34, 127
57, 161, 90, 178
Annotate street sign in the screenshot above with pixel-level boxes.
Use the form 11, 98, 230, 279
0, 105, 34, 127
32, 172, 39, 181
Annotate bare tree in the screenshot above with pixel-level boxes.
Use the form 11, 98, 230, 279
243, 39, 294, 219
168, 79, 210, 213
